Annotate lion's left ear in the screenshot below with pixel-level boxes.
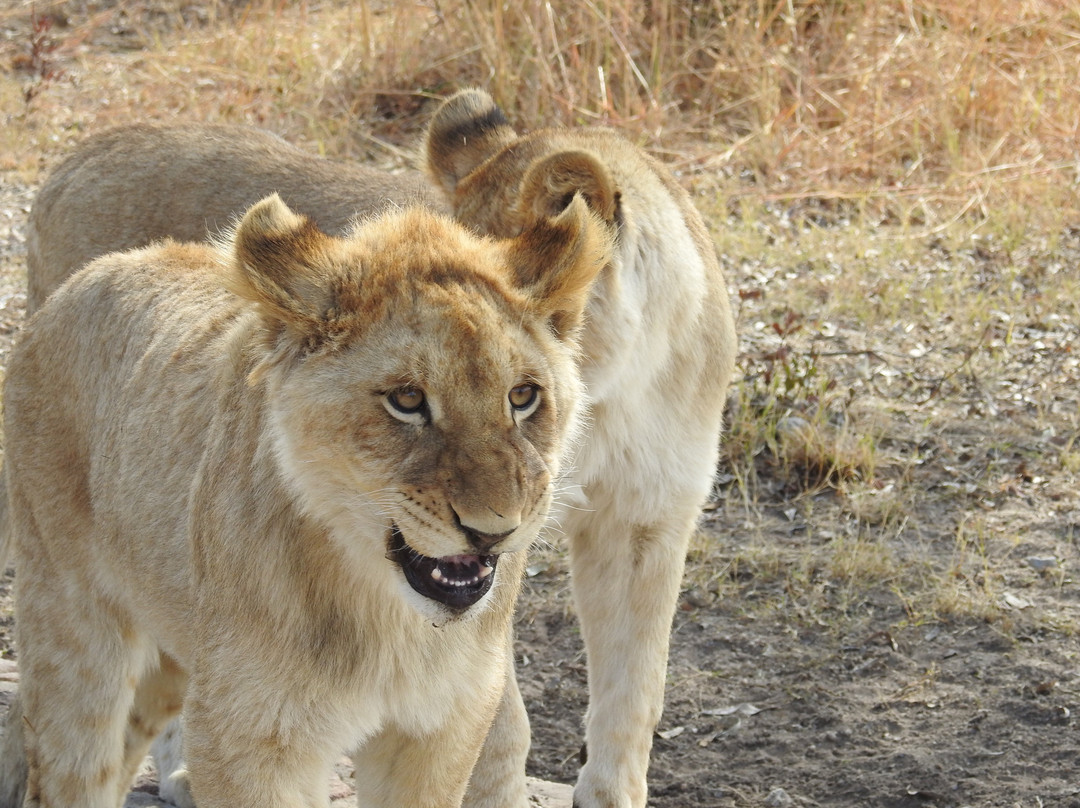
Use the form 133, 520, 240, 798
504, 188, 613, 340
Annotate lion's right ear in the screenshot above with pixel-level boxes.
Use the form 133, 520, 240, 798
423, 89, 518, 196
227, 194, 337, 332
519, 150, 619, 227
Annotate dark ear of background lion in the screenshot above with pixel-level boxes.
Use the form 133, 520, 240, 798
0, 193, 609, 808
15, 88, 736, 808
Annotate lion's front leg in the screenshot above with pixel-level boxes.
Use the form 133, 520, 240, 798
460, 659, 531, 808
352, 709, 498, 808
568, 510, 698, 808
182, 682, 331, 808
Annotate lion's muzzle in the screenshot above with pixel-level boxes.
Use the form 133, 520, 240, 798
387, 526, 499, 611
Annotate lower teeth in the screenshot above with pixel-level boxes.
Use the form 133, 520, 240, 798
430, 562, 492, 587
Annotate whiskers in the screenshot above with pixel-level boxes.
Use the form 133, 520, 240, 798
330, 486, 407, 534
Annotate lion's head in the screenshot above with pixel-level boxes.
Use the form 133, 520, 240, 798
226, 194, 611, 617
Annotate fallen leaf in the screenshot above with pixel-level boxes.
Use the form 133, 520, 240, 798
702, 702, 763, 717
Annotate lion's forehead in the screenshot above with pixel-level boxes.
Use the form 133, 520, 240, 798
391, 283, 547, 366
322, 288, 560, 404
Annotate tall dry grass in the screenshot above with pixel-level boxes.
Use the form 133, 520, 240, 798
3, 0, 1078, 230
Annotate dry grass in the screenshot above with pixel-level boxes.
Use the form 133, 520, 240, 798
3, 0, 1078, 227
1, 0, 1077, 632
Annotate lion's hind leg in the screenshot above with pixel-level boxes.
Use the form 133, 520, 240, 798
0, 692, 29, 808
150, 717, 195, 808
14, 571, 162, 808
123, 653, 188, 796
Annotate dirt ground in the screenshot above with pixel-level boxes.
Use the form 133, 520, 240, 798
515, 509, 1080, 807
0, 154, 1077, 807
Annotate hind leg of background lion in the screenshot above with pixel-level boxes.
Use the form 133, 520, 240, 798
567, 504, 699, 808
151, 718, 196, 808
0, 692, 29, 808
122, 654, 188, 792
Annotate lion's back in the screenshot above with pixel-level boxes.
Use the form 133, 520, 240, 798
26, 123, 436, 313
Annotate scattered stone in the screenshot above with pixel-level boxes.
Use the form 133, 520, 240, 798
1026, 556, 1058, 572
527, 777, 573, 807
1001, 592, 1034, 610
764, 786, 795, 807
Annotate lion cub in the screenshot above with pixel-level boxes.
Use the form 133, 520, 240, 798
20, 89, 738, 808
0, 190, 609, 807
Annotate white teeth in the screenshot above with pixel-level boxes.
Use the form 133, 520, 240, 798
429, 557, 496, 587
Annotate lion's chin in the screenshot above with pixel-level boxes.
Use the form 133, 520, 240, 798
387, 526, 498, 611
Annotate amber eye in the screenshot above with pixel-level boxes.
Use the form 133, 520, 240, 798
388, 387, 426, 415
509, 383, 539, 412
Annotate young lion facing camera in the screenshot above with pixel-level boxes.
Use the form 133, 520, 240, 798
0, 188, 610, 807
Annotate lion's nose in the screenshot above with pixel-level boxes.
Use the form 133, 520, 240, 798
462, 526, 515, 552
453, 508, 520, 552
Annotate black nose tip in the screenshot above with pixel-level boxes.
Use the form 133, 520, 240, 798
462, 526, 514, 552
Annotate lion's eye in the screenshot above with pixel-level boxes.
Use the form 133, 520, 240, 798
509, 383, 539, 412
388, 387, 426, 415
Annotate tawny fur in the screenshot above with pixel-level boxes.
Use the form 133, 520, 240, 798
0, 193, 609, 808
24, 123, 438, 314
13, 90, 738, 808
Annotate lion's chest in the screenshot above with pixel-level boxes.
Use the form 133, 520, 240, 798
305, 607, 510, 750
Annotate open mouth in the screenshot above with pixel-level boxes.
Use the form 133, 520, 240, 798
387, 526, 498, 610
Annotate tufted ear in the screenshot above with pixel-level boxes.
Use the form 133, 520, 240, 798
227, 194, 338, 334
519, 149, 619, 228
505, 191, 612, 340
423, 88, 518, 196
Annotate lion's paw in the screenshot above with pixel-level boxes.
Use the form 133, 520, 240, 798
151, 719, 196, 808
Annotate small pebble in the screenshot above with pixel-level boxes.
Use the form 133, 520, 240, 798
764, 786, 794, 807
1026, 556, 1058, 571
